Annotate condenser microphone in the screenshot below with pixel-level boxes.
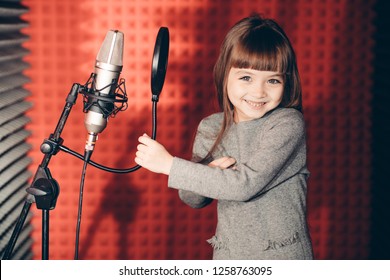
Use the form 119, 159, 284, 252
84, 30, 124, 154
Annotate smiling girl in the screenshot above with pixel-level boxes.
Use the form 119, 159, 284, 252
135, 14, 313, 260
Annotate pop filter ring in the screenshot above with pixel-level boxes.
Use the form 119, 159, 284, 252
151, 27, 169, 101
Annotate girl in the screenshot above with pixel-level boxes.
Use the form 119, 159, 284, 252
135, 14, 313, 260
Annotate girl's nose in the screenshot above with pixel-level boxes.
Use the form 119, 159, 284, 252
252, 83, 266, 98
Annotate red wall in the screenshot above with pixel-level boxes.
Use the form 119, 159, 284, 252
21, 0, 374, 259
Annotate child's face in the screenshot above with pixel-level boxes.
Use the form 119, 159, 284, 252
227, 67, 284, 123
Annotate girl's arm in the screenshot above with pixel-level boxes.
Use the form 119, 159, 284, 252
169, 109, 307, 201
136, 109, 307, 202
135, 131, 235, 208
178, 156, 236, 208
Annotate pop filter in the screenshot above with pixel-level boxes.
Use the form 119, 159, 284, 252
151, 27, 169, 101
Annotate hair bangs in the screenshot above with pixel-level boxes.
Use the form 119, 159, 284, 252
230, 28, 289, 74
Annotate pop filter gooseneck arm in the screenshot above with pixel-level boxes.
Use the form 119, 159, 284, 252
59, 27, 169, 173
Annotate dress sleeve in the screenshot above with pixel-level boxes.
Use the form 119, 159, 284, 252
176, 119, 214, 208
169, 109, 308, 202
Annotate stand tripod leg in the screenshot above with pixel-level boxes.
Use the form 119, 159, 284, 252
2, 200, 33, 260
1, 84, 81, 260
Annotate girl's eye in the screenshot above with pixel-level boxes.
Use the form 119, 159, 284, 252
268, 79, 282, 85
240, 76, 251, 82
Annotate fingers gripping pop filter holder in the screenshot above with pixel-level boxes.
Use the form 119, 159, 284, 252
151, 27, 169, 101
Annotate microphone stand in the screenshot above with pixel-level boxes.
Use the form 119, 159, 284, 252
2, 83, 82, 260
2, 84, 159, 260
3, 26, 168, 260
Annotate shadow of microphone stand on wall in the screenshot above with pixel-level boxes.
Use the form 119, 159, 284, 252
78, 112, 148, 259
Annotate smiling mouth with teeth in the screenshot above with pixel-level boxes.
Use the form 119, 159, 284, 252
245, 100, 266, 108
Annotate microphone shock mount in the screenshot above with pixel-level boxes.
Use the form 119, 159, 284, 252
81, 73, 128, 119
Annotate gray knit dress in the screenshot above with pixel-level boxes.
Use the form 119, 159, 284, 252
168, 108, 313, 259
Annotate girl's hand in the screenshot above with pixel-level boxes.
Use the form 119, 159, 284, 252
208, 157, 236, 170
135, 134, 173, 175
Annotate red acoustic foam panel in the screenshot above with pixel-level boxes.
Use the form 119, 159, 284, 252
20, 0, 375, 259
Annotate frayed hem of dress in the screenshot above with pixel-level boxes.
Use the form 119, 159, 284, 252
207, 235, 229, 250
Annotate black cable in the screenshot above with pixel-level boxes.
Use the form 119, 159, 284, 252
66, 97, 158, 259
74, 153, 90, 260
71, 100, 157, 258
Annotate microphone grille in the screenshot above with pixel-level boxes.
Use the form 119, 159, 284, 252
96, 30, 124, 66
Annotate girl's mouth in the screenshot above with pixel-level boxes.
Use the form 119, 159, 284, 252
245, 100, 266, 108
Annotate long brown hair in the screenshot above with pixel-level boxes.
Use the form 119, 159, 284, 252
202, 14, 302, 163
